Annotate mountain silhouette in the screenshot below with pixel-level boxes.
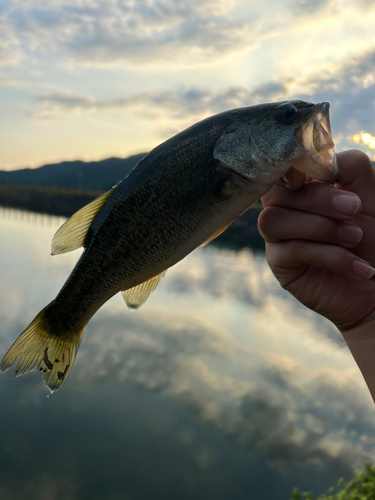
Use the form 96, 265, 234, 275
0, 154, 147, 191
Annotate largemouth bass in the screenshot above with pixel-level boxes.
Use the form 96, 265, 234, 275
1, 100, 338, 393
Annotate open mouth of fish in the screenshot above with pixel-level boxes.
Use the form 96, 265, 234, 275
293, 101, 339, 184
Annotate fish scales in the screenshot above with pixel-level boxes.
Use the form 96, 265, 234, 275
51, 111, 248, 327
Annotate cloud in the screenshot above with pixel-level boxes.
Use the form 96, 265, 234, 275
23, 46, 375, 165
290, 0, 375, 18
26, 47, 375, 151
26, 47, 374, 115
67, 18, 257, 67
291, 0, 330, 15
0, 16, 23, 66
2, 0, 375, 73
282, 50, 375, 152
0, 73, 11, 84
3, 0, 259, 68
285, 51, 375, 96
64, 306, 375, 477
353, 132, 375, 150
27, 81, 288, 121
9, 0, 235, 16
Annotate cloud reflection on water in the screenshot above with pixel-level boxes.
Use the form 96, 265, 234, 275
75, 303, 375, 475
0, 209, 374, 499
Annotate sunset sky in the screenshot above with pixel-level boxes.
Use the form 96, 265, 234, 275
1, 0, 375, 170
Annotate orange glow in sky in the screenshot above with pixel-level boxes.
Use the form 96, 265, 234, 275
352, 132, 375, 160
361, 133, 375, 149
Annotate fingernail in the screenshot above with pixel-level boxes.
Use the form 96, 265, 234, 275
338, 224, 363, 245
332, 194, 361, 216
353, 260, 375, 280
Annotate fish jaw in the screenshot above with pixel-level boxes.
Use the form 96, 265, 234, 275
293, 101, 339, 184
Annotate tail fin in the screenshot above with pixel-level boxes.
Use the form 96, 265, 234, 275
1, 305, 85, 393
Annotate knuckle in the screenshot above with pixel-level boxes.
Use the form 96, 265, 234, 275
265, 242, 279, 268
303, 182, 328, 209
285, 239, 305, 258
339, 149, 373, 174
354, 149, 373, 171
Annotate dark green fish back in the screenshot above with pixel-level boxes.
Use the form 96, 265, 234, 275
50, 110, 245, 329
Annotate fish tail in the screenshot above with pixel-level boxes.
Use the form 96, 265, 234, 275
1, 304, 85, 393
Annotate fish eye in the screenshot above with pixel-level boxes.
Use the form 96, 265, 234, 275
276, 104, 299, 125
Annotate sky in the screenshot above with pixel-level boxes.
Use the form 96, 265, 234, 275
1, 0, 375, 170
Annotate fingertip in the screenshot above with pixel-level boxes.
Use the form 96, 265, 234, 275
336, 150, 373, 186
353, 259, 375, 280
336, 149, 371, 165
338, 223, 363, 247
332, 193, 362, 217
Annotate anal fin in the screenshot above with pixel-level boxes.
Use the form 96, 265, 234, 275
122, 271, 166, 310
199, 218, 236, 248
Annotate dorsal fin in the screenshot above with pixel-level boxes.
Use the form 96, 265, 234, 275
122, 271, 166, 310
51, 189, 112, 255
199, 218, 236, 248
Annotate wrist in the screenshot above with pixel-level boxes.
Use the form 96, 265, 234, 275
340, 317, 375, 342
340, 320, 375, 403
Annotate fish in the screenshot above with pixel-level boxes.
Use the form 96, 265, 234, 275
0, 100, 338, 393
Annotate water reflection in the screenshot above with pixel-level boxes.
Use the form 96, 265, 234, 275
0, 208, 374, 500
0, 206, 66, 228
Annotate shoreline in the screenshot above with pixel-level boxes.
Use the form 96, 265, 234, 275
0, 184, 264, 243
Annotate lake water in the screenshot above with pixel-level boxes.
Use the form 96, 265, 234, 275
0, 207, 374, 500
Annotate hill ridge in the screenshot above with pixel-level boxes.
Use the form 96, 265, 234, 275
0, 154, 147, 191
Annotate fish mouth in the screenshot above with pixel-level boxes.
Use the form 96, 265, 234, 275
293, 101, 339, 183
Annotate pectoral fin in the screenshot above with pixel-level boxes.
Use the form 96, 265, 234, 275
199, 218, 236, 248
51, 189, 112, 255
122, 271, 167, 310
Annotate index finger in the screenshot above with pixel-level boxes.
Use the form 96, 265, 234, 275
261, 178, 362, 222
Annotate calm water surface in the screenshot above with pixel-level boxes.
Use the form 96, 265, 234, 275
0, 208, 374, 500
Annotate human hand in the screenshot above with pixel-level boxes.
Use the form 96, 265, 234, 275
259, 150, 375, 334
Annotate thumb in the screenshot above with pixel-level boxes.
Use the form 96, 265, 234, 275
336, 150, 375, 211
